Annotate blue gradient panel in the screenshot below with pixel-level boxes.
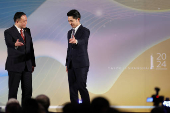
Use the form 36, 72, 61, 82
0, 0, 46, 28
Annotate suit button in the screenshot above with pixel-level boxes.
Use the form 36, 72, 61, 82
72, 48, 73, 49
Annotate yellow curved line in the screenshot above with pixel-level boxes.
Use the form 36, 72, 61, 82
32, 58, 50, 90
44, 64, 62, 94
55, 76, 69, 105
111, 0, 170, 13
107, 37, 170, 95
33, 59, 58, 94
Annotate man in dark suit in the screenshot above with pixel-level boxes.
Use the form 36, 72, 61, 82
4, 12, 36, 105
66, 9, 90, 105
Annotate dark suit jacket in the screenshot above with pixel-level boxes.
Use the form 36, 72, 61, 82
4, 25, 36, 72
66, 25, 90, 69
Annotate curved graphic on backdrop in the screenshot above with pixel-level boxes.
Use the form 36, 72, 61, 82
0, 0, 170, 106
113, 0, 170, 12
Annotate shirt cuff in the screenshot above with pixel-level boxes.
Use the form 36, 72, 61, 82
76, 40, 78, 44
15, 46, 18, 49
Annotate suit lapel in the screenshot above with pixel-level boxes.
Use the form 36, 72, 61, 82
68, 25, 83, 47
68, 30, 72, 39
12, 25, 25, 44
24, 29, 29, 45
74, 25, 82, 39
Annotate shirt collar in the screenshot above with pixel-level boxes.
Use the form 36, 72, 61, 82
74, 24, 81, 33
14, 24, 23, 33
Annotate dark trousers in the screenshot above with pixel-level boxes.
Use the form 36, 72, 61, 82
8, 67, 32, 105
68, 61, 90, 105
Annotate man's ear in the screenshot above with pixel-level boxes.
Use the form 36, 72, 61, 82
77, 18, 80, 22
16, 19, 19, 23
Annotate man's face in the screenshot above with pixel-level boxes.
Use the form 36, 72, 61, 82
16, 15, 27, 29
68, 16, 80, 28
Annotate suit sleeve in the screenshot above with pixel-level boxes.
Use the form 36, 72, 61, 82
65, 32, 70, 66
28, 29, 36, 67
4, 30, 15, 48
77, 28, 90, 46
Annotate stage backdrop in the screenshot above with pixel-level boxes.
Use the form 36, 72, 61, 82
0, 0, 170, 112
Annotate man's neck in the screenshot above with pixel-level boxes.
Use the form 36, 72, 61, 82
74, 24, 81, 29
15, 24, 22, 29
73, 23, 80, 28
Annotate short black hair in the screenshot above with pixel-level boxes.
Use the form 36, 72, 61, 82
13, 12, 26, 22
67, 9, 81, 19
5, 103, 22, 113
36, 95, 50, 110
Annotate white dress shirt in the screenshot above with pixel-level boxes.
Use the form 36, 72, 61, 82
15, 24, 24, 36
14, 25, 24, 49
74, 24, 81, 35
71, 24, 81, 44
